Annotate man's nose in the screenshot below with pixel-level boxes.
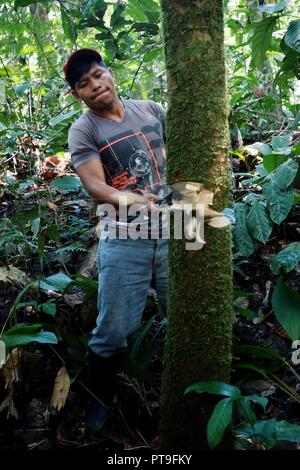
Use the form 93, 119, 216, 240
90, 78, 101, 91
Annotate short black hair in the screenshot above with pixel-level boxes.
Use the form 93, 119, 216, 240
66, 58, 107, 89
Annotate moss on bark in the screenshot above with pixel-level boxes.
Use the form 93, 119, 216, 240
159, 0, 233, 449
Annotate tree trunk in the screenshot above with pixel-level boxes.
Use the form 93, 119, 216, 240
159, 0, 233, 450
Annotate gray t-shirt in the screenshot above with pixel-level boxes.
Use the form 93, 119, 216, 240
68, 99, 172, 236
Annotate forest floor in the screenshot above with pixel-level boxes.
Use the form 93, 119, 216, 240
0, 153, 299, 451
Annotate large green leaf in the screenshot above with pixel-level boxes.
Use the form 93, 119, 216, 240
235, 419, 300, 449
263, 154, 287, 173
50, 176, 82, 193
272, 159, 299, 189
207, 398, 233, 449
277, 43, 300, 81
237, 396, 256, 424
244, 395, 268, 413
270, 242, 300, 274
185, 381, 241, 399
249, 17, 278, 69
126, 0, 148, 22
272, 280, 300, 341
35, 272, 72, 292
2, 323, 58, 349
247, 199, 272, 243
127, 0, 158, 21
233, 203, 255, 256
258, 2, 289, 14
12, 83, 32, 94
284, 19, 300, 53
49, 110, 79, 127
263, 180, 294, 224
269, 135, 291, 157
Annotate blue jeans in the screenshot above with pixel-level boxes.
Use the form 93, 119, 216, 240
89, 237, 169, 358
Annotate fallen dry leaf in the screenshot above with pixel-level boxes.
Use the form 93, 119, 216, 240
50, 366, 70, 411
0, 348, 21, 419
46, 200, 57, 211
2, 348, 21, 387
0, 340, 5, 368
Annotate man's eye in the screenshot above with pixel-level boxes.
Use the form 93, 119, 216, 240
79, 82, 87, 88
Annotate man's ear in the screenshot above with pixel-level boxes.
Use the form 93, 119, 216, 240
108, 67, 115, 80
71, 89, 80, 100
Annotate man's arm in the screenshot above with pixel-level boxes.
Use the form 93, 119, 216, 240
76, 158, 156, 208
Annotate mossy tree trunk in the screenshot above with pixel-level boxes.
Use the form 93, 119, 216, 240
159, 0, 233, 450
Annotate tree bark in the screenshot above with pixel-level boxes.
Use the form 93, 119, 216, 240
159, 0, 233, 450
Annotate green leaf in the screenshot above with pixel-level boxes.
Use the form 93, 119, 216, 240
50, 176, 82, 193
3, 323, 42, 335
291, 110, 300, 131
284, 19, 300, 53
31, 217, 40, 238
61, 5, 77, 42
185, 381, 241, 399
131, 22, 159, 34
41, 301, 56, 317
233, 203, 255, 256
2, 323, 58, 348
143, 48, 162, 62
110, 3, 126, 28
271, 134, 292, 151
49, 110, 79, 127
256, 164, 269, 177
272, 280, 300, 341
263, 154, 287, 173
272, 159, 299, 189
126, 2, 148, 22
207, 398, 233, 449
249, 17, 278, 69
35, 272, 72, 292
276, 44, 300, 81
95, 31, 113, 40
12, 83, 32, 94
14, 0, 44, 7
263, 180, 294, 224
258, 2, 289, 14
237, 396, 256, 424
244, 395, 268, 413
139, 0, 158, 11
275, 420, 300, 442
233, 344, 283, 362
245, 142, 272, 156
235, 419, 300, 449
46, 225, 61, 245
247, 199, 272, 243
270, 242, 300, 274
234, 362, 269, 378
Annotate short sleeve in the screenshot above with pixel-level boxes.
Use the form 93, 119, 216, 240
68, 124, 100, 170
148, 100, 166, 139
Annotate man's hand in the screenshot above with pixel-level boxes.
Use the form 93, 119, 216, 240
113, 191, 161, 213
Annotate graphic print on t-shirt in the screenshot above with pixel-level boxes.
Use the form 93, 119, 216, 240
99, 130, 162, 194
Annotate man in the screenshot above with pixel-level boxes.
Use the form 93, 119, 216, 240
64, 48, 171, 433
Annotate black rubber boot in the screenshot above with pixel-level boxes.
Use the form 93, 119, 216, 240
86, 349, 118, 434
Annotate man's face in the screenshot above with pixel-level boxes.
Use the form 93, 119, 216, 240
73, 63, 117, 111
